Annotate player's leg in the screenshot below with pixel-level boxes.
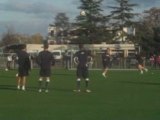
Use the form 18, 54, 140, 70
21, 68, 30, 91
143, 67, 148, 72
102, 68, 108, 78
22, 76, 26, 91
102, 63, 105, 77
38, 77, 43, 92
5, 61, 8, 71
138, 64, 143, 74
44, 77, 50, 93
17, 68, 22, 89
102, 63, 108, 78
74, 67, 81, 92
44, 68, 51, 92
8, 61, 11, 70
83, 67, 91, 93
142, 64, 148, 72
39, 68, 46, 92
75, 78, 81, 92
17, 76, 21, 90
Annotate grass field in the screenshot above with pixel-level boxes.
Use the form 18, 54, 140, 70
0, 68, 160, 120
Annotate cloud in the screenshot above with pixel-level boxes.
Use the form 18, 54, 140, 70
0, 0, 160, 37
71, 0, 80, 5
0, 0, 59, 18
0, 0, 80, 36
0, 20, 49, 36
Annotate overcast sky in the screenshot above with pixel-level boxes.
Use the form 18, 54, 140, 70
0, 0, 160, 37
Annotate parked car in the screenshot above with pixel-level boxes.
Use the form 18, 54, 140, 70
52, 50, 63, 61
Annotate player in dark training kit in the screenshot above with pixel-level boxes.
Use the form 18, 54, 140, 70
37, 43, 55, 93
73, 44, 92, 93
16, 44, 31, 91
101, 48, 111, 78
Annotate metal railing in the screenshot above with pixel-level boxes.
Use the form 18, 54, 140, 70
0, 52, 158, 70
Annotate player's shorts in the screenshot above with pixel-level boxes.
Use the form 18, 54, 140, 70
76, 66, 88, 79
18, 67, 29, 77
102, 62, 110, 69
137, 60, 144, 66
39, 68, 51, 77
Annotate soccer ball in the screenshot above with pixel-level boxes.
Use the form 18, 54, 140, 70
80, 10, 86, 16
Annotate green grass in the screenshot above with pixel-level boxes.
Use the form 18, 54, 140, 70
0, 69, 160, 120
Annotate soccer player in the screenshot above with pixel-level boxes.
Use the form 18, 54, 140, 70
136, 52, 148, 74
37, 43, 55, 93
16, 44, 31, 91
101, 48, 111, 78
73, 44, 92, 93
5, 54, 12, 71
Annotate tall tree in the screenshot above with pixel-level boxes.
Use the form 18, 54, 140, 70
1, 26, 20, 46
29, 33, 43, 44
55, 13, 70, 30
136, 8, 160, 54
108, 0, 138, 42
54, 13, 70, 43
74, 0, 105, 44
1, 26, 44, 46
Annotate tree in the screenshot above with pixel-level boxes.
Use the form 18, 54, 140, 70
108, 0, 138, 43
74, 0, 106, 44
54, 13, 70, 43
1, 27, 20, 46
136, 8, 160, 54
29, 33, 43, 44
1, 26, 44, 47
55, 13, 70, 29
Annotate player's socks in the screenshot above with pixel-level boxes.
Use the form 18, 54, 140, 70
102, 72, 106, 78
45, 89, 49, 93
77, 81, 81, 90
38, 89, 42, 92
85, 79, 91, 92
17, 85, 20, 90
144, 68, 148, 72
73, 89, 80, 92
38, 81, 42, 90
86, 89, 91, 93
22, 86, 25, 91
140, 70, 143, 74
85, 81, 89, 88
73, 81, 81, 92
45, 81, 49, 91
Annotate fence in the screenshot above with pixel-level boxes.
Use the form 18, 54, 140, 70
68, 51, 139, 70
0, 52, 158, 70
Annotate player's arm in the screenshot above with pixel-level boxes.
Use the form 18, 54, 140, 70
88, 56, 93, 63
51, 54, 55, 66
36, 53, 41, 66
26, 54, 31, 71
74, 57, 79, 65
86, 55, 93, 67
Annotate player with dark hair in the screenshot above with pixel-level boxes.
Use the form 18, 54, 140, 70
101, 48, 111, 78
16, 44, 31, 91
37, 43, 55, 93
136, 52, 148, 74
73, 44, 92, 93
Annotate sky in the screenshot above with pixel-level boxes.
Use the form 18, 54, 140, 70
0, 0, 160, 37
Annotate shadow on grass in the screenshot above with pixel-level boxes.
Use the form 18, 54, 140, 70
116, 81, 160, 86
0, 85, 17, 90
52, 73, 74, 76
52, 87, 74, 93
0, 85, 38, 92
0, 85, 73, 93
26, 86, 73, 93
